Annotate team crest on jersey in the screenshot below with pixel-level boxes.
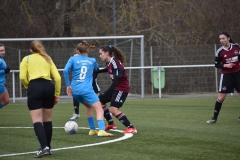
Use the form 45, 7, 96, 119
234, 50, 239, 55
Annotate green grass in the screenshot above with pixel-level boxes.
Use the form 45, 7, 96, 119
0, 96, 239, 160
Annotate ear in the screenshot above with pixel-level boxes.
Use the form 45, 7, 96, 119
29, 49, 33, 53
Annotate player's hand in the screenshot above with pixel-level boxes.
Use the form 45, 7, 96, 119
54, 96, 59, 106
225, 63, 235, 68
98, 92, 105, 99
4, 66, 10, 74
66, 86, 72, 96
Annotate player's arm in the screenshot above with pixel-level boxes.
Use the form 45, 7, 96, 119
19, 57, 29, 88
215, 56, 223, 69
50, 60, 61, 98
94, 68, 108, 74
63, 58, 72, 87
103, 68, 122, 95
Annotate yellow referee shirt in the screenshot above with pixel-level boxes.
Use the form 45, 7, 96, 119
19, 53, 61, 97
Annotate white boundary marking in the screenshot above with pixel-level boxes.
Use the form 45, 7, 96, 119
0, 127, 133, 158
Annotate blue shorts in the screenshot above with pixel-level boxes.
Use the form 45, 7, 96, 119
0, 85, 6, 94
72, 89, 99, 106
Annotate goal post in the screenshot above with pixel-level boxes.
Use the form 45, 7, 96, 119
0, 35, 145, 103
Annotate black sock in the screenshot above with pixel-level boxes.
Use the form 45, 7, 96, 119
116, 112, 134, 128
102, 105, 113, 125
43, 121, 52, 149
73, 99, 79, 114
213, 99, 222, 120
33, 122, 47, 149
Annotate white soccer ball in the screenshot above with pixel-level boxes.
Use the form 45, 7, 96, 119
64, 121, 78, 134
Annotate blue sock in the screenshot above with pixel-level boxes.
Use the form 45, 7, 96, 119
87, 117, 96, 130
0, 104, 3, 109
97, 120, 105, 131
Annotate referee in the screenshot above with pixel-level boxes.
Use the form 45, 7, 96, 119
19, 40, 61, 157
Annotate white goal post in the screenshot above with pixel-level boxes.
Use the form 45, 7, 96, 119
0, 35, 145, 103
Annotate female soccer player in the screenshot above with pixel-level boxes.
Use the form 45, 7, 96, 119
0, 43, 10, 109
63, 41, 113, 137
19, 40, 61, 157
207, 32, 240, 124
97, 45, 137, 134
70, 50, 101, 121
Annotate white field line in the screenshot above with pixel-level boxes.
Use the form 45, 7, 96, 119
0, 127, 133, 158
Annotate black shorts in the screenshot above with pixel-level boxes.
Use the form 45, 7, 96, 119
99, 90, 128, 109
219, 71, 240, 93
27, 78, 55, 110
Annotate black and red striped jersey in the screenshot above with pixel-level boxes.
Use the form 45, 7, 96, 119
215, 43, 240, 74
107, 57, 130, 93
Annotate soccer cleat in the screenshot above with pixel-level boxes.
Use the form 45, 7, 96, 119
70, 114, 80, 120
89, 129, 98, 136
97, 130, 114, 137
207, 118, 217, 125
238, 117, 240, 122
34, 147, 50, 158
105, 123, 117, 131
122, 127, 137, 134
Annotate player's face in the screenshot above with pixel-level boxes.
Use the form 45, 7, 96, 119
219, 35, 230, 47
99, 49, 108, 62
0, 46, 5, 58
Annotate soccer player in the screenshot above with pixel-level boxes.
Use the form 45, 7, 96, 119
0, 43, 10, 109
97, 45, 137, 134
19, 40, 61, 157
207, 32, 240, 124
70, 50, 101, 120
63, 41, 113, 137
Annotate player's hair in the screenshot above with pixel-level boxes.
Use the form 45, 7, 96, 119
30, 40, 51, 63
220, 32, 234, 43
100, 45, 126, 65
77, 40, 98, 54
0, 43, 4, 47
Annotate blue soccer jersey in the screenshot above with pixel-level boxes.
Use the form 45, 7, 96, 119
0, 57, 7, 85
63, 55, 99, 105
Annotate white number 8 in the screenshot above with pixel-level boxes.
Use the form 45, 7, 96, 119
79, 66, 87, 80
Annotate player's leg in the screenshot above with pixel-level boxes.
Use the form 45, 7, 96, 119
110, 91, 137, 134
28, 80, 50, 157
42, 81, 55, 155
70, 98, 80, 120
90, 101, 113, 137
207, 73, 233, 124
84, 102, 98, 136
233, 71, 240, 122
0, 85, 9, 108
99, 92, 117, 130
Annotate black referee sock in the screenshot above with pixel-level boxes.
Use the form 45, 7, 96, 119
116, 112, 134, 128
102, 105, 114, 125
213, 99, 222, 120
43, 121, 52, 149
33, 122, 47, 149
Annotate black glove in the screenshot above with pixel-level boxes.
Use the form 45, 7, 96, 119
4, 66, 10, 74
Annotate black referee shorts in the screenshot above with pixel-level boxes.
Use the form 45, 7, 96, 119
27, 78, 55, 110
219, 71, 240, 93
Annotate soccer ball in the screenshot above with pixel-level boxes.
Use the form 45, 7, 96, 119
64, 121, 78, 134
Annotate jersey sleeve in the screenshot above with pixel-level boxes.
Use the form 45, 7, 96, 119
215, 51, 223, 69
19, 56, 29, 89
103, 69, 119, 95
50, 60, 61, 97
63, 57, 73, 87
